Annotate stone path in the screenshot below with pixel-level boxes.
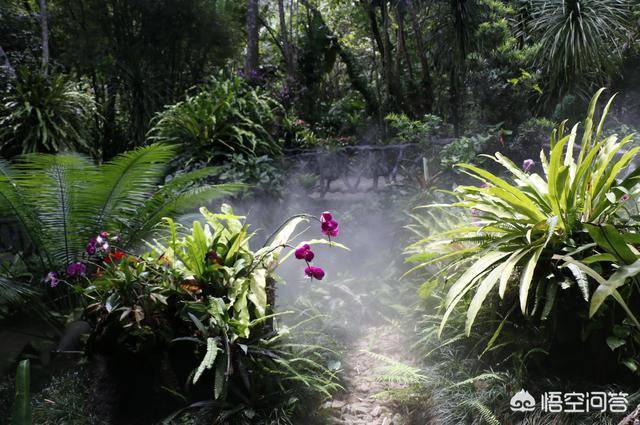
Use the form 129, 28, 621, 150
320, 325, 413, 425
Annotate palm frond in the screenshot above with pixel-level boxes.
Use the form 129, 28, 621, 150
12, 153, 93, 266
0, 167, 48, 264
0, 275, 35, 304
89, 144, 176, 232
125, 182, 244, 248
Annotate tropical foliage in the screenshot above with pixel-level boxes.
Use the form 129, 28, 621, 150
147, 75, 282, 166
0, 144, 240, 308
406, 89, 640, 374
81, 206, 343, 422
527, 0, 633, 98
2, 0, 640, 421
0, 70, 96, 156
218, 154, 286, 196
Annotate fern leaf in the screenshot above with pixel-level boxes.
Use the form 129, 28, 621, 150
91, 144, 175, 232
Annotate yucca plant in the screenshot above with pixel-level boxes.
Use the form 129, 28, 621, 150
406, 89, 640, 344
0, 69, 96, 156
527, 0, 632, 98
0, 143, 241, 307
147, 74, 282, 165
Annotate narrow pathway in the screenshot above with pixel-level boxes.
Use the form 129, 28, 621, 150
321, 325, 413, 425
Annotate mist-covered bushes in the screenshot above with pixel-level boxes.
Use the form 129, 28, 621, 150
438, 133, 494, 169
76, 206, 343, 422
507, 117, 555, 161
406, 90, 640, 382
217, 154, 285, 197
385, 113, 443, 144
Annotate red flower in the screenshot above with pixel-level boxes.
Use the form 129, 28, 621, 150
104, 250, 127, 264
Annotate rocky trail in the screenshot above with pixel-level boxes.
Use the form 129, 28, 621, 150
319, 325, 415, 425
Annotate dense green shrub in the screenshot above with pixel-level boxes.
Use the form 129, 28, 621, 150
439, 133, 494, 169
147, 75, 282, 165
80, 206, 344, 423
385, 113, 443, 144
218, 154, 285, 196
0, 70, 96, 156
0, 144, 240, 310
406, 90, 640, 378
508, 117, 555, 161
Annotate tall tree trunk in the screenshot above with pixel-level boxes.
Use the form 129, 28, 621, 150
395, 6, 412, 82
396, 5, 420, 115
406, 0, 433, 114
245, 0, 260, 76
336, 45, 379, 117
39, 0, 49, 74
394, 5, 407, 109
300, 0, 379, 115
450, 0, 469, 136
450, 65, 460, 137
277, 0, 295, 80
363, 1, 384, 60
379, 1, 398, 109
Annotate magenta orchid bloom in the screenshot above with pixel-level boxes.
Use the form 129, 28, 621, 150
45, 272, 59, 288
66, 262, 86, 277
304, 265, 325, 280
86, 237, 97, 255
320, 211, 339, 237
86, 231, 111, 255
522, 159, 535, 172
294, 244, 315, 262
290, 212, 338, 282
621, 194, 631, 202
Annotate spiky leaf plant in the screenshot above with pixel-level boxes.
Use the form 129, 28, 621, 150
406, 89, 640, 341
147, 74, 281, 165
0, 70, 96, 156
528, 0, 632, 98
0, 143, 241, 304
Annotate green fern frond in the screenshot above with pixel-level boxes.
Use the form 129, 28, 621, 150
0, 276, 35, 304
13, 153, 92, 266
461, 400, 500, 425
364, 350, 427, 385
125, 183, 243, 248
91, 144, 176, 231
0, 145, 240, 308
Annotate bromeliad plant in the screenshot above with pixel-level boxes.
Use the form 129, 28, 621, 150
406, 89, 640, 372
80, 206, 345, 421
